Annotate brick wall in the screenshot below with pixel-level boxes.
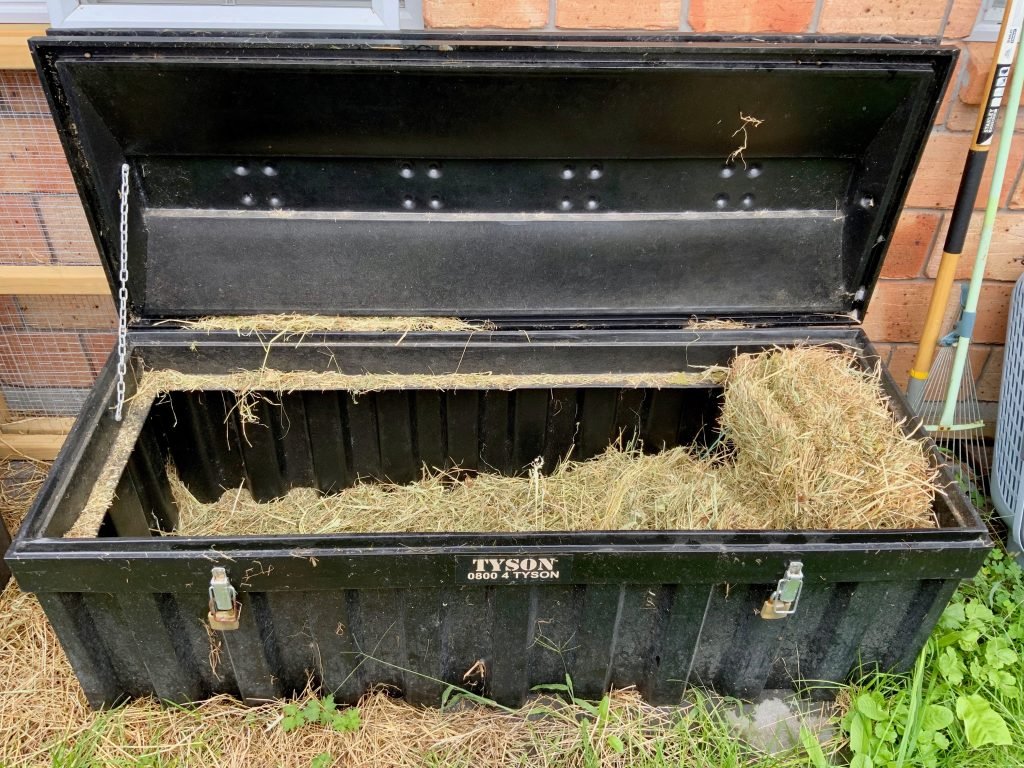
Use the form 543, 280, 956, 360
2, 0, 1021, 411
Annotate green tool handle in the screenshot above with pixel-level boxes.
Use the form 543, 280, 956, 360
939, 32, 1024, 427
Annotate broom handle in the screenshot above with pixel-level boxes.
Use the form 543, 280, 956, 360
939, 31, 1024, 427
908, 0, 1024, 404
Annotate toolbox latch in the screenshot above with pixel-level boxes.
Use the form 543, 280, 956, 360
760, 561, 804, 620
208, 567, 241, 631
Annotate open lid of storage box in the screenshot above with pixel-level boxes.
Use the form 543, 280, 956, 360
31, 33, 953, 326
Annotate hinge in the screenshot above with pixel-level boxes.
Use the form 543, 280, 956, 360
760, 561, 804, 620
207, 567, 241, 631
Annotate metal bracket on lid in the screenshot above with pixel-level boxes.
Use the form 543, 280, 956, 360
207, 567, 241, 631
760, 561, 804, 620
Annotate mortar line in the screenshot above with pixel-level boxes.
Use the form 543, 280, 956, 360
919, 209, 946, 279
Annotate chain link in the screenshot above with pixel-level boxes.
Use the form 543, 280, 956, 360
114, 163, 130, 422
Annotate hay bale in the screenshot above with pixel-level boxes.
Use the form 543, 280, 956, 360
720, 347, 937, 529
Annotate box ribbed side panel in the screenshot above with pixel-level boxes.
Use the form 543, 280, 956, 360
36, 578, 959, 707
153, 387, 723, 506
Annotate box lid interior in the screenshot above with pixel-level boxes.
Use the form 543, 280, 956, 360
32, 33, 954, 326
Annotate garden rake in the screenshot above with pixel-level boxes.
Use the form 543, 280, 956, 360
915, 30, 1024, 501
908, 0, 1024, 406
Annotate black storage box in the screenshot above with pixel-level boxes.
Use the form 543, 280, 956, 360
9, 32, 991, 709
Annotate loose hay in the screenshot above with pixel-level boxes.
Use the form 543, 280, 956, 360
0, 460, 47, 536
686, 317, 752, 330
168, 314, 494, 336
169, 445, 741, 536
165, 347, 938, 536
132, 368, 725, 405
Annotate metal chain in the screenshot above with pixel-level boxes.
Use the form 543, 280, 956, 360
114, 163, 130, 422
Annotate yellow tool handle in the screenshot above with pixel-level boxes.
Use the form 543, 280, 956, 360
909, 251, 960, 382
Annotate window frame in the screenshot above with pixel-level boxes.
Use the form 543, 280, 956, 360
46, 0, 415, 30
0, 1, 50, 22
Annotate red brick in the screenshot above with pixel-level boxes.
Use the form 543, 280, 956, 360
880, 211, 941, 278
862, 280, 961, 343
1007, 168, 1024, 210
423, 0, 548, 28
0, 194, 50, 265
0, 331, 94, 387
946, 98, 1024, 133
885, 342, 989, 392
873, 342, 897, 365
905, 131, 1024, 209
818, 0, 947, 36
867, 283, 1011, 347
944, 0, 984, 39
974, 282, 1015, 343
689, 0, 814, 33
0, 117, 76, 195
80, 332, 115, 374
969, 345, 991, 383
16, 295, 115, 331
960, 42, 994, 106
556, 0, 680, 29
976, 346, 1004, 401
925, 211, 1024, 282
884, 343, 919, 390
34, 195, 99, 266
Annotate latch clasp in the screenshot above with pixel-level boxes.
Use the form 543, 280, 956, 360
760, 561, 804, 620
208, 567, 241, 631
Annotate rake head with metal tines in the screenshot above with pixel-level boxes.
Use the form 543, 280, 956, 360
909, 333, 990, 511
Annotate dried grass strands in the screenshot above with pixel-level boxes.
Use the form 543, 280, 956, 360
169, 445, 742, 537
133, 368, 727, 405
166, 346, 939, 535
685, 318, 752, 330
68, 396, 154, 538
720, 346, 938, 530
0, 460, 48, 535
168, 314, 494, 336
